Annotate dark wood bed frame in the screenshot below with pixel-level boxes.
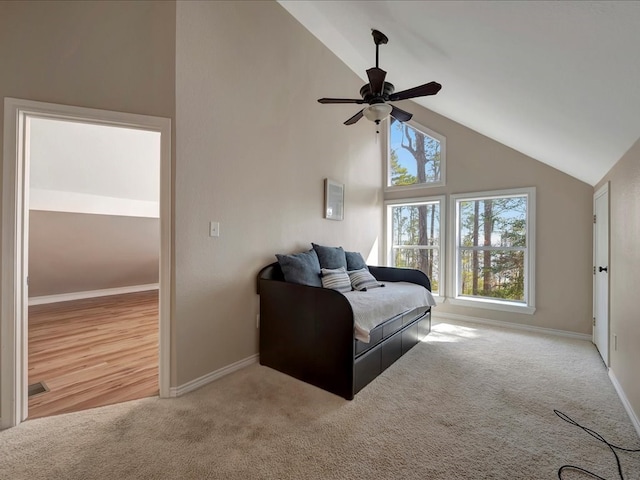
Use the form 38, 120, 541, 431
257, 263, 432, 400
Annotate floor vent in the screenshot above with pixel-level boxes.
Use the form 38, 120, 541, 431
28, 381, 49, 397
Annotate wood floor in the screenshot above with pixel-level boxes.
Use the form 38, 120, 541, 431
27, 290, 159, 419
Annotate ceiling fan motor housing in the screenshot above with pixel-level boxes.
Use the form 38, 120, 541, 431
360, 82, 395, 104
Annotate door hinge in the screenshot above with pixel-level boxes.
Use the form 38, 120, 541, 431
593, 266, 596, 275
593, 214, 597, 224
593, 317, 596, 326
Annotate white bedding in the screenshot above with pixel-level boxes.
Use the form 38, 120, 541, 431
342, 282, 436, 343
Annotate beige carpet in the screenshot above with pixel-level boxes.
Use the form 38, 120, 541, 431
1, 320, 639, 479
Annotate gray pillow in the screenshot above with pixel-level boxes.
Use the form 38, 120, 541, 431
312, 243, 347, 270
321, 267, 352, 293
275, 249, 322, 287
348, 268, 384, 291
345, 251, 368, 271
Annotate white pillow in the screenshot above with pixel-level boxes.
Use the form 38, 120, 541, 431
321, 267, 352, 293
348, 268, 384, 291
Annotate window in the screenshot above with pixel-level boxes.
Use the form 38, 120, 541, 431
450, 188, 535, 313
386, 197, 444, 295
387, 119, 445, 189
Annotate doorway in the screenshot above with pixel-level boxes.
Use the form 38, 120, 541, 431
27, 117, 161, 418
593, 183, 609, 366
1, 98, 171, 428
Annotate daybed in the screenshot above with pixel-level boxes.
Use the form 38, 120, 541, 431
257, 246, 434, 400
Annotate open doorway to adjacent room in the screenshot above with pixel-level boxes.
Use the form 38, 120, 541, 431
27, 117, 161, 418
1, 99, 171, 427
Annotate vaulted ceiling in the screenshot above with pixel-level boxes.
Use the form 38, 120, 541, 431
279, 1, 640, 186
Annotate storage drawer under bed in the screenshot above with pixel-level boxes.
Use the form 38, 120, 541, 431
354, 306, 429, 356
354, 310, 431, 394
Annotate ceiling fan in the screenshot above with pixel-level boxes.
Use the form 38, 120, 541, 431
318, 29, 442, 126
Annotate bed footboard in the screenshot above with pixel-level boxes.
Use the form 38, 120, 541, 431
258, 264, 356, 399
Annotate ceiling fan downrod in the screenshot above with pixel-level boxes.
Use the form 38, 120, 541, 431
371, 29, 388, 69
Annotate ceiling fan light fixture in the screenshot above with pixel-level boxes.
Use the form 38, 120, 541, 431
317, 29, 440, 127
363, 103, 392, 124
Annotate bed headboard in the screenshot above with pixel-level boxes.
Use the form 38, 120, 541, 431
256, 262, 285, 294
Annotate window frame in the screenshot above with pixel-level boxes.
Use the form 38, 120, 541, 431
384, 118, 447, 192
448, 187, 536, 314
385, 196, 446, 299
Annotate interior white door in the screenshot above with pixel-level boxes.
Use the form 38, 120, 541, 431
593, 184, 609, 366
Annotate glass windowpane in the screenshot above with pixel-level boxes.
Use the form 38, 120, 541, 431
391, 203, 440, 246
393, 247, 439, 295
388, 199, 443, 296
459, 197, 527, 248
459, 249, 525, 302
389, 119, 441, 187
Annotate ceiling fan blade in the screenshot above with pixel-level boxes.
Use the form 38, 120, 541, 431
344, 109, 364, 125
389, 81, 442, 101
390, 105, 413, 123
366, 67, 387, 96
318, 98, 365, 104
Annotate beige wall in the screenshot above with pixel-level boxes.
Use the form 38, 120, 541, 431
387, 103, 594, 334
0, 0, 176, 410
29, 211, 159, 297
595, 137, 640, 428
0, 0, 175, 119
174, 1, 382, 384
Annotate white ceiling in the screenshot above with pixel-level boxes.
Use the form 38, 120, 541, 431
29, 117, 160, 202
279, 1, 640, 186
29, 118, 161, 217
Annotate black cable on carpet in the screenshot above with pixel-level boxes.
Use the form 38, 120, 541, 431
555, 409, 640, 479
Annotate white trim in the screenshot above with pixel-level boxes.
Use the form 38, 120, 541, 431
432, 312, 591, 341
432, 295, 446, 305
1, 99, 27, 428
608, 368, 640, 438
592, 182, 609, 365
448, 187, 536, 311
28, 284, 159, 306
384, 181, 447, 194
169, 354, 259, 397
447, 297, 536, 315
593, 182, 609, 200
1, 98, 172, 429
384, 118, 447, 191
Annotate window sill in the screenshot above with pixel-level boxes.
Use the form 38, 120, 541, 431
384, 182, 445, 194
432, 294, 445, 305
447, 297, 536, 315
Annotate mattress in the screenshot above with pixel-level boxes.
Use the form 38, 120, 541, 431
342, 282, 436, 343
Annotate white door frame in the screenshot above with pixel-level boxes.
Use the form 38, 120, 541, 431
593, 182, 609, 366
1, 98, 172, 428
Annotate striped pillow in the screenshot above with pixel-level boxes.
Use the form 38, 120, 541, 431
348, 268, 384, 291
321, 267, 352, 293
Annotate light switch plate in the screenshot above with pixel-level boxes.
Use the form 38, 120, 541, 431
209, 221, 220, 237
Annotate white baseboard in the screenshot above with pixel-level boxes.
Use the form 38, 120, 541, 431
28, 284, 159, 306
169, 354, 259, 398
608, 368, 640, 438
432, 311, 592, 341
